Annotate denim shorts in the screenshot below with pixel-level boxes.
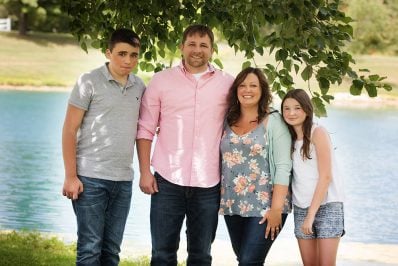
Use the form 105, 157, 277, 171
294, 202, 345, 239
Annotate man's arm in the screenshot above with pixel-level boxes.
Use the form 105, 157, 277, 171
137, 139, 158, 194
62, 104, 85, 200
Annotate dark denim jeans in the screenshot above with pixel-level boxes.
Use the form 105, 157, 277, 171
72, 175, 132, 266
224, 214, 288, 266
150, 172, 220, 266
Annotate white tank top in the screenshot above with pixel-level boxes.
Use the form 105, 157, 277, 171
292, 125, 344, 208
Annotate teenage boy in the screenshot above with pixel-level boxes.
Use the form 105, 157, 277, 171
62, 28, 145, 266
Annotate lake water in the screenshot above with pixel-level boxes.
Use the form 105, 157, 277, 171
0, 90, 397, 249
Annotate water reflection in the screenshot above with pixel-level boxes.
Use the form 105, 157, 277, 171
0, 91, 397, 245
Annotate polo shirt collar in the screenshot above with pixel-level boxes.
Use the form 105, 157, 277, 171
100, 63, 136, 88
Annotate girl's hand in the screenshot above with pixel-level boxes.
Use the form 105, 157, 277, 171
301, 215, 315, 235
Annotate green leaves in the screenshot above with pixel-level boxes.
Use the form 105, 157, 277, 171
213, 58, 223, 69
365, 83, 377, 97
90, 40, 101, 49
350, 79, 363, 95
301, 65, 313, 81
275, 49, 288, 61
241, 61, 251, 70
80, 41, 87, 53
349, 74, 390, 97
61, 0, 392, 114
311, 97, 327, 117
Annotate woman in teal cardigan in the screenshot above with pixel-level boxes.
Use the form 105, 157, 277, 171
219, 67, 292, 265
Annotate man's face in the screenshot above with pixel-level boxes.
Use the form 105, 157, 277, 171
106, 42, 140, 79
180, 33, 214, 74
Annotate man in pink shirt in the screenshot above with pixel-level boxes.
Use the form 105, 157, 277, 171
137, 24, 234, 265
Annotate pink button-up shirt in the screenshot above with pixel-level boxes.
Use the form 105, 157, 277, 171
137, 62, 234, 187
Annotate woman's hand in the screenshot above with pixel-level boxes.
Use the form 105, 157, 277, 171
260, 208, 282, 240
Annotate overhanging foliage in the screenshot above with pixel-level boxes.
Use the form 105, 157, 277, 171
61, 0, 392, 116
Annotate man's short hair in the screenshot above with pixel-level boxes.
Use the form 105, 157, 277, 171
182, 24, 214, 47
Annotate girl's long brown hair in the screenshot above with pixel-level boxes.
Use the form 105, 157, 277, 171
225, 67, 272, 126
281, 89, 313, 160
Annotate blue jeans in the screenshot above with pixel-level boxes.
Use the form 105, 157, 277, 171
72, 175, 132, 266
150, 172, 220, 266
224, 214, 288, 266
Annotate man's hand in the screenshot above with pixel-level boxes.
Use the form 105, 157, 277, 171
139, 172, 158, 195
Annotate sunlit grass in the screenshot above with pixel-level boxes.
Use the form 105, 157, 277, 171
0, 230, 185, 266
0, 32, 104, 87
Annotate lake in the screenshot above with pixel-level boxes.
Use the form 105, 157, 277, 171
0, 90, 397, 249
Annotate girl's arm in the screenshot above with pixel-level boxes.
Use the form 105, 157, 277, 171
302, 126, 333, 234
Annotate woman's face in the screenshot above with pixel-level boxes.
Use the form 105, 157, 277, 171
282, 98, 307, 127
237, 73, 262, 108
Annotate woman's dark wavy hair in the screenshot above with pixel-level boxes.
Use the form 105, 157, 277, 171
225, 67, 272, 126
281, 88, 314, 160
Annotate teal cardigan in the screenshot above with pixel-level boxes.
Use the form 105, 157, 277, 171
266, 110, 292, 186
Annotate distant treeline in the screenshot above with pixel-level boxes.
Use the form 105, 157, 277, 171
0, 0, 397, 55
344, 0, 398, 55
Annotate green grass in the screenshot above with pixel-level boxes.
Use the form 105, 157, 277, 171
0, 32, 105, 87
0, 231, 181, 266
0, 31, 397, 98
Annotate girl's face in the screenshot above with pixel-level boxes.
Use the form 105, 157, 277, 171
282, 98, 307, 127
237, 73, 262, 108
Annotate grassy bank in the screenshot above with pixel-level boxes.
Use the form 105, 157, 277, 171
0, 230, 163, 266
0, 32, 104, 87
0, 31, 397, 98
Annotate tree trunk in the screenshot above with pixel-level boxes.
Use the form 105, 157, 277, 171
18, 12, 27, 35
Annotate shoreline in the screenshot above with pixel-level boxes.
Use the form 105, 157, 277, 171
4, 230, 394, 265
0, 85, 71, 92
3, 230, 395, 265
3, 230, 396, 265
1, 85, 397, 108
331, 92, 398, 109
120, 238, 398, 265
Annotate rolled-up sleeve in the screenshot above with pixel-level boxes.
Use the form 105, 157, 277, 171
269, 114, 292, 186
136, 77, 161, 140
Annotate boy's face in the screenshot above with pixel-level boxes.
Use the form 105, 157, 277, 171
106, 42, 139, 79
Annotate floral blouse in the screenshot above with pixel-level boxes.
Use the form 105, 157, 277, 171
219, 122, 290, 217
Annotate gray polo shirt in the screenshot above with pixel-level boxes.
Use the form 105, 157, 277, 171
69, 63, 145, 181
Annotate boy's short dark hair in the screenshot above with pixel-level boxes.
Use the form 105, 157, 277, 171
109, 28, 140, 51
182, 24, 214, 47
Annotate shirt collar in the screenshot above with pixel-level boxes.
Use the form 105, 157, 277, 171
179, 60, 216, 75
100, 63, 136, 88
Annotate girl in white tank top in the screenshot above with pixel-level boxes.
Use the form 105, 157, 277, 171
281, 89, 344, 266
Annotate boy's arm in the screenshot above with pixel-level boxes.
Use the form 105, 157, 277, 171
136, 76, 161, 195
137, 139, 158, 194
62, 104, 85, 200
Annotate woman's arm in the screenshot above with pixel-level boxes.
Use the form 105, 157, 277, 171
261, 113, 292, 239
